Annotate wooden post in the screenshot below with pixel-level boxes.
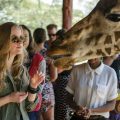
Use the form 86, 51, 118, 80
62, 0, 73, 30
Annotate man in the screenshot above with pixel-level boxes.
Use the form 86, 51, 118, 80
45, 24, 57, 49
66, 58, 118, 120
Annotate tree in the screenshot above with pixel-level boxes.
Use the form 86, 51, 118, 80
0, 0, 99, 30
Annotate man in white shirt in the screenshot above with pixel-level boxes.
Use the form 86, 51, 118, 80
66, 58, 118, 120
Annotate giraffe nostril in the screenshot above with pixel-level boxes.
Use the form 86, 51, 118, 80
106, 13, 120, 22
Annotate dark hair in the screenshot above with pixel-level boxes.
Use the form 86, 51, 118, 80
56, 29, 66, 39
33, 28, 46, 44
46, 24, 57, 30
20, 24, 33, 52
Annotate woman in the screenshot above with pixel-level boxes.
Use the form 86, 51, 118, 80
0, 22, 45, 120
33, 28, 57, 120
21, 25, 43, 120
24, 27, 47, 120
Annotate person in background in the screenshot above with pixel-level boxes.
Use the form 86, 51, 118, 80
33, 28, 57, 120
45, 24, 57, 49
21, 25, 42, 120
103, 55, 120, 120
28, 28, 47, 120
53, 29, 72, 120
0, 22, 45, 120
20, 25, 34, 69
66, 58, 118, 120
111, 56, 120, 88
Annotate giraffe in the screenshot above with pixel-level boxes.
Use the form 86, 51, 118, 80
47, 0, 120, 70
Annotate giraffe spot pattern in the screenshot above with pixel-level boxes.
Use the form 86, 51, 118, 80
85, 37, 93, 45
86, 51, 93, 56
94, 33, 103, 45
114, 31, 120, 42
105, 48, 111, 55
104, 35, 112, 44
85, 26, 91, 30
114, 45, 120, 51
96, 49, 106, 56
86, 33, 103, 46
74, 28, 82, 35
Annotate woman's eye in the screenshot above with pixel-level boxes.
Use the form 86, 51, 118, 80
24, 35, 28, 38
11, 37, 17, 42
20, 36, 25, 40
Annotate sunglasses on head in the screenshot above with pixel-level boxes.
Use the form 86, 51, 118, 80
10, 35, 25, 43
48, 34, 56, 37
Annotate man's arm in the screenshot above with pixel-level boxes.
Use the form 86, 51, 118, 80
80, 99, 116, 119
90, 99, 116, 113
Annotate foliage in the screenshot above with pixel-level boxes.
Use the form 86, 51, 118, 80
0, 0, 98, 30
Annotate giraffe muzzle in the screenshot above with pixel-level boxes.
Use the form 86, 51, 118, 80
50, 54, 72, 60
106, 13, 120, 22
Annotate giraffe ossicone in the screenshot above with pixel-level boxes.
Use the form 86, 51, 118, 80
48, 0, 120, 70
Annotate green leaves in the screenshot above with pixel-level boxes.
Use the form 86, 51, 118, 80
0, 0, 98, 30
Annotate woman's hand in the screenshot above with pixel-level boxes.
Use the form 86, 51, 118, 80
30, 71, 45, 89
9, 92, 28, 103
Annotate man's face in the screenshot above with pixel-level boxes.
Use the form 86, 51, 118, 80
88, 58, 101, 69
47, 28, 57, 42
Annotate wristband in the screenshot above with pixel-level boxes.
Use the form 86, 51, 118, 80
28, 85, 39, 94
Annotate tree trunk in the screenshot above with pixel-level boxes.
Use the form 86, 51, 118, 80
62, 0, 73, 30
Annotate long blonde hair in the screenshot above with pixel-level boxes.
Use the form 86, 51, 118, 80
0, 22, 24, 89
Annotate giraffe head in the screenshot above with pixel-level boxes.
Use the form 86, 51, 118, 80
47, 0, 120, 70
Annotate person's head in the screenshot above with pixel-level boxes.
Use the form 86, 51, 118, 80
33, 28, 46, 50
46, 24, 57, 42
88, 58, 101, 69
103, 54, 119, 66
20, 24, 33, 50
0, 22, 24, 89
56, 29, 66, 40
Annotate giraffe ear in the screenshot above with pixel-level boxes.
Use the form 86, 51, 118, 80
106, 13, 120, 22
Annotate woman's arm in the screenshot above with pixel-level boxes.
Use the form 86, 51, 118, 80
0, 92, 28, 107
0, 95, 11, 107
26, 72, 45, 112
27, 72, 45, 102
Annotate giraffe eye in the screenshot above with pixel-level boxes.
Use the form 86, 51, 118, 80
106, 13, 120, 22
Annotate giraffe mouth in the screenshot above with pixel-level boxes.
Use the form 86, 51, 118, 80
106, 13, 120, 22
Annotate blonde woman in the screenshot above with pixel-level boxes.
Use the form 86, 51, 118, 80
0, 22, 45, 120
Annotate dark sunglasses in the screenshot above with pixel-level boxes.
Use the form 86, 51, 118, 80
48, 34, 56, 37
11, 35, 25, 43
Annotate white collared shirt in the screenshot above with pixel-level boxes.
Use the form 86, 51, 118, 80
66, 62, 118, 118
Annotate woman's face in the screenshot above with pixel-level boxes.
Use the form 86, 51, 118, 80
10, 25, 24, 55
23, 29, 30, 49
